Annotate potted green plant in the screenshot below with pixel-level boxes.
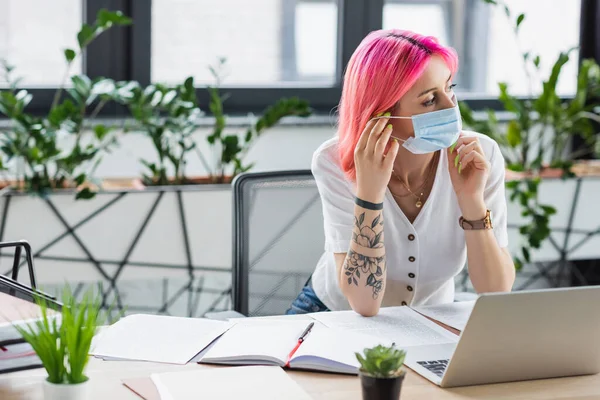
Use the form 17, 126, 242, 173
14, 287, 104, 400
356, 344, 407, 400
0, 9, 132, 199
459, 0, 600, 270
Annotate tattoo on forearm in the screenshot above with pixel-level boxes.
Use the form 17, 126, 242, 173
343, 212, 386, 299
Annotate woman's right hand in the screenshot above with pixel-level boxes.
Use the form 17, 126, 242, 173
354, 113, 400, 203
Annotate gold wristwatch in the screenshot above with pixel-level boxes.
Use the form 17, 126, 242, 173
459, 210, 493, 230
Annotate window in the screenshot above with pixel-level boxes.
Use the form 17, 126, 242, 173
382, 0, 581, 97
486, 0, 581, 96
383, 2, 450, 46
0, 0, 585, 115
0, 0, 82, 88
151, 0, 339, 87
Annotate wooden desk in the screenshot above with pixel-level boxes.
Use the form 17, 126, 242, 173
1, 356, 600, 400
1, 298, 599, 399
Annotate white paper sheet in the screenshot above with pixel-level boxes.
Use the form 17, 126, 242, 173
291, 324, 393, 372
309, 306, 458, 350
90, 314, 231, 364
412, 301, 476, 331
151, 366, 312, 400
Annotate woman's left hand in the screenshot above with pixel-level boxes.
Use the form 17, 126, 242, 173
447, 133, 490, 219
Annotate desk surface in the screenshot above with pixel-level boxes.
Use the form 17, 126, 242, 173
1, 300, 600, 399
2, 357, 600, 400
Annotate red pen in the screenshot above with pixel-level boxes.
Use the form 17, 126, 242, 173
285, 322, 314, 368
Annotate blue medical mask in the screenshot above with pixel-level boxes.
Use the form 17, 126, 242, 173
373, 104, 462, 154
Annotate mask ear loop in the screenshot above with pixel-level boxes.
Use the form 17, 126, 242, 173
368, 115, 412, 143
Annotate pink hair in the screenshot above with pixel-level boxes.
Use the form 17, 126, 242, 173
337, 29, 459, 180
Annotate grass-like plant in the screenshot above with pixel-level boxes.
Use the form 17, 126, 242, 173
356, 344, 406, 378
14, 287, 103, 384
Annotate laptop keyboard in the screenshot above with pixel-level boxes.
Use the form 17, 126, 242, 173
416, 359, 449, 378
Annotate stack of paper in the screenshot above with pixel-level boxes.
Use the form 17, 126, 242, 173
412, 301, 476, 331
309, 306, 459, 349
150, 366, 312, 400
91, 314, 231, 364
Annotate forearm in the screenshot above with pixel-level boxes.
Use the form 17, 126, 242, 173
338, 204, 386, 316
462, 202, 515, 292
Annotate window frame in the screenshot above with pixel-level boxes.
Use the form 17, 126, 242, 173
1, 0, 584, 117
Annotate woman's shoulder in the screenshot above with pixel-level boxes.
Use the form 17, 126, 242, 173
312, 136, 345, 175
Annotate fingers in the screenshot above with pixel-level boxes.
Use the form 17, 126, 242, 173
375, 123, 394, 156
383, 139, 400, 171
450, 135, 483, 155
365, 113, 391, 154
449, 134, 484, 170
457, 149, 489, 174
356, 117, 379, 152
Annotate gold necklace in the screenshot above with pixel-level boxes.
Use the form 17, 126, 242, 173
390, 152, 439, 208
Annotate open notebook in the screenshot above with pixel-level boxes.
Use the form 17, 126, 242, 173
200, 320, 392, 374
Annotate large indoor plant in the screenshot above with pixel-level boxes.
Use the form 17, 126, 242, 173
460, 0, 600, 269
14, 287, 104, 400
356, 344, 407, 400
0, 10, 132, 199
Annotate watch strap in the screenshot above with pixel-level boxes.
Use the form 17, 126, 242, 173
459, 210, 493, 230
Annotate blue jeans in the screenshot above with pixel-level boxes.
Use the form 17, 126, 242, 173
286, 279, 330, 315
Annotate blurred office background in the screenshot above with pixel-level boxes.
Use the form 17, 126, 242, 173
0, 0, 598, 317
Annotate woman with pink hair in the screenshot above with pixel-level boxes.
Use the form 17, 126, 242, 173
286, 29, 515, 316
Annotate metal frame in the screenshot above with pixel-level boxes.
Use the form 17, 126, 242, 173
0, 186, 232, 317
232, 170, 318, 316
0, 240, 61, 309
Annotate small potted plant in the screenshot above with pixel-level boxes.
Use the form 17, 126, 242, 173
356, 344, 407, 400
14, 287, 104, 400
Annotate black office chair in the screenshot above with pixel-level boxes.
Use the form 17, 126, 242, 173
232, 170, 325, 316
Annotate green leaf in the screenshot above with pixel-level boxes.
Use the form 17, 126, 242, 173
358, 212, 365, 227
75, 187, 96, 200
498, 82, 522, 114
522, 246, 530, 263
482, 0, 497, 4
540, 205, 557, 215
97, 9, 133, 28
71, 75, 93, 101
74, 173, 86, 186
161, 90, 177, 106
533, 55, 541, 68
506, 120, 522, 147
504, 5, 510, 16
516, 13, 525, 31
77, 24, 96, 49
64, 49, 76, 63
94, 124, 110, 140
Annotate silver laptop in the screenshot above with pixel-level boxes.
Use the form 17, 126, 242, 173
405, 286, 600, 388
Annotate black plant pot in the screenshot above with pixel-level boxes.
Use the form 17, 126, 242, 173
359, 371, 405, 400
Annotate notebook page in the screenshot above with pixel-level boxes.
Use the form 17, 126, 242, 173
201, 320, 314, 366
291, 324, 393, 373
90, 314, 231, 364
310, 306, 458, 349
412, 301, 476, 331
151, 366, 312, 400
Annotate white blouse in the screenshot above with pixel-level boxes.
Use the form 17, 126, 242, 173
310, 131, 508, 311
